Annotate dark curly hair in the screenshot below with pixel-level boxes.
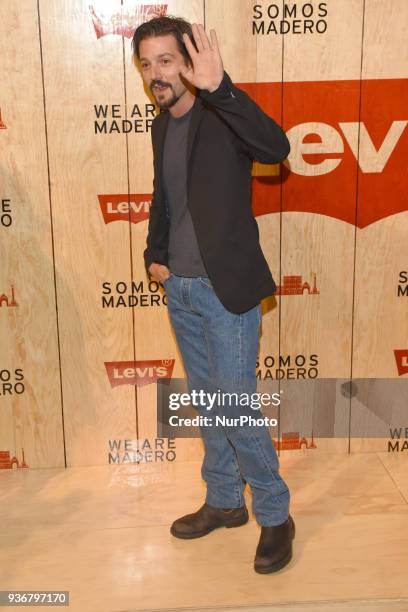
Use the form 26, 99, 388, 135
131, 15, 198, 65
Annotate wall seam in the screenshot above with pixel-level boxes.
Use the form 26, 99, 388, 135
348, 0, 367, 453
36, 0, 67, 467
121, 0, 139, 441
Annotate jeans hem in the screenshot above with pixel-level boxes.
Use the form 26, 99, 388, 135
205, 493, 245, 509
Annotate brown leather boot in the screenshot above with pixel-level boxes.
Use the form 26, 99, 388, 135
170, 502, 249, 539
254, 514, 295, 573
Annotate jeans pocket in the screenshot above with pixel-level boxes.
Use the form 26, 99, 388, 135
199, 276, 213, 290
162, 272, 173, 285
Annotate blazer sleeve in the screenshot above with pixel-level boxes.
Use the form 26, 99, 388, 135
199, 70, 290, 164
143, 120, 170, 273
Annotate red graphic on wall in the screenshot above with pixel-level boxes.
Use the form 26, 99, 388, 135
0, 285, 18, 308
89, 4, 167, 39
0, 108, 6, 129
98, 194, 151, 224
105, 359, 175, 388
394, 350, 408, 376
275, 273, 319, 296
241, 78, 408, 228
132, 79, 406, 230
0, 449, 29, 469
272, 431, 316, 451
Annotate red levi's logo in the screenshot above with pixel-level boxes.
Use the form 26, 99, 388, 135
239, 78, 408, 228
98, 194, 151, 224
101, 80, 407, 229
105, 359, 175, 388
394, 350, 408, 376
89, 4, 167, 39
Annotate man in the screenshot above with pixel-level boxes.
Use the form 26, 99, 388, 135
132, 16, 295, 573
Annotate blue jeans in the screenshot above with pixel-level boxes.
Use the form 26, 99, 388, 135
163, 273, 290, 526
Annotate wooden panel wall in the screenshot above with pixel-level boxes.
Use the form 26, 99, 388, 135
1, 0, 406, 468
0, 1, 64, 468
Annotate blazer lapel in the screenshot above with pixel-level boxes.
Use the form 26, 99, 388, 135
187, 96, 205, 166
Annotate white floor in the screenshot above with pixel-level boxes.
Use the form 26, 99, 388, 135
1, 452, 408, 612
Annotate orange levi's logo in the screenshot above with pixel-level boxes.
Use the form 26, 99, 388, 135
99, 80, 407, 230
104, 360, 175, 388
394, 350, 408, 376
89, 4, 168, 39
98, 194, 151, 224
240, 78, 408, 228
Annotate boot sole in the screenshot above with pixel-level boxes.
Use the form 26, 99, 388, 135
170, 514, 249, 539
254, 546, 293, 573
254, 521, 296, 574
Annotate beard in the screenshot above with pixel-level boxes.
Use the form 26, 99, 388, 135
151, 82, 184, 110
156, 90, 182, 110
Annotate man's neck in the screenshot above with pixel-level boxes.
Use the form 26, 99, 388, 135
169, 88, 196, 119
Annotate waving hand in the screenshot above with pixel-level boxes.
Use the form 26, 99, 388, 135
179, 24, 224, 93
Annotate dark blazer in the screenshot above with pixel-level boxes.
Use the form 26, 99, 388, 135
144, 70, 290, 314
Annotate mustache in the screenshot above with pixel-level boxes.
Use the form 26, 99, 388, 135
150, 80, 172, 90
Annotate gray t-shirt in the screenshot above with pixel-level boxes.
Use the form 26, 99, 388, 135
162, 99, 208, 277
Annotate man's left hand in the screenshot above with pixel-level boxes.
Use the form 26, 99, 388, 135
179, 23, 224, 93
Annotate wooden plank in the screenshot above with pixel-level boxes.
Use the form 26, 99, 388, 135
40, 0, 134, 465
0, 0, 64, 469
350, 0, 408, 452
